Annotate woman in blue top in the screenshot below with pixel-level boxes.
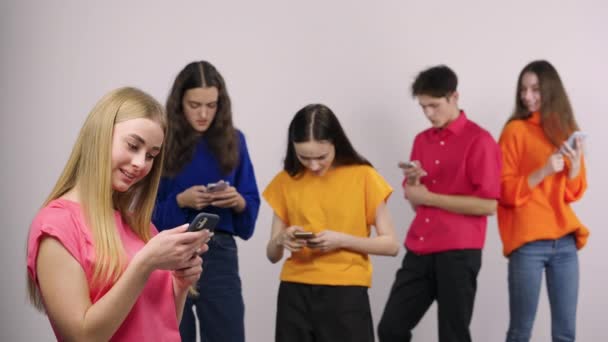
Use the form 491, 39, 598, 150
153, 61, 260, 342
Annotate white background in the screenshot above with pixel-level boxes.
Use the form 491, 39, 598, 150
1, 1, 607, 341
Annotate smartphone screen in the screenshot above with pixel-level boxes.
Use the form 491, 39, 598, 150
207, 181, 229, 193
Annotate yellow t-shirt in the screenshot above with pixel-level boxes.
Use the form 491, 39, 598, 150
263, 164, 392, 287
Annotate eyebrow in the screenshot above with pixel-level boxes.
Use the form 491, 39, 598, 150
128, 134, 161, 151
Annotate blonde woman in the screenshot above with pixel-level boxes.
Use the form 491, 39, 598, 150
26, 87, 210, 341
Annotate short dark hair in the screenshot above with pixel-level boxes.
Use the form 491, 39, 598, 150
283, 104, 371, 177
411, 65, 458, 98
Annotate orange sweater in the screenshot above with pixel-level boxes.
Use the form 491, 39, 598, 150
497, 112, 589, 256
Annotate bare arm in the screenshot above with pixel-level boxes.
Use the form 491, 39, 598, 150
266, 214, 307, 263
36, 226, 207, 341
36, 237, 153, 342
310, 202, 400, 256
337, 202, 400, 256
266, 214, 288, 263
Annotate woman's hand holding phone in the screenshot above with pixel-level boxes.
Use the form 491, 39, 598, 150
559, 136, 584, 179
308, 230, 345, 253
177, 185, 213, 210
276, 226, 308, 252
208, 185, 246, 212
135, 224, 210, 276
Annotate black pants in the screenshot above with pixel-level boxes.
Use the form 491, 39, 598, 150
276, 281, 374, 342
378, 250, 481, 342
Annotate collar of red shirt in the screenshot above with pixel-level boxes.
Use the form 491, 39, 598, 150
431, 110, 468, 136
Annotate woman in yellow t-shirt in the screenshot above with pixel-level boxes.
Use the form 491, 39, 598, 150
264, 104, 399, 342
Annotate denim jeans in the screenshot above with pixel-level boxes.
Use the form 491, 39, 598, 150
180, 232, 245, 342
506, 234, 579, 342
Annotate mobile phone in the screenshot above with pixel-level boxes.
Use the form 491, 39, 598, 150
565, 131, 587, 149
187, 212, 220, 232
294, 231, 315, 239
398, 161, 416, 169
206, 181, 229, 193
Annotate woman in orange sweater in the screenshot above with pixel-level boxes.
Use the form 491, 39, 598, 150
498, 60, 589, 342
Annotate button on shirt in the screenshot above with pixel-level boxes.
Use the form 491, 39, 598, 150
404, 111, 502, 254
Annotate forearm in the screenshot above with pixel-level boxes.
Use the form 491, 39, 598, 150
79, 257, 151, 341
173, 281, 189, 324
340, 234, 399, 256
266, 235, 285, 263
426, 192, 497, 216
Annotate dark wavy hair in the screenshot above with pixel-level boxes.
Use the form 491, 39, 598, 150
507, 60, 579, 147
284, 104, 371, 177
163, 61, 239, 176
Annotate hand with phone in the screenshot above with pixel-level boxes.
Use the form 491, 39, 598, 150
275, 226, 308, 252
187, 212, 220, 233
308, 230, 346, 253
206, 181, 230, 193
177, 185, 213, 210
560, 131, 585, 178
135, 224, 210, 275
207, 181, 246, 213
398, 160, 427, 185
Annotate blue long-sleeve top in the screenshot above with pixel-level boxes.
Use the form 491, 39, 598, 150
153, 130, 260, 240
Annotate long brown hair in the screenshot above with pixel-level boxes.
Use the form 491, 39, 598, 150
284, 104, 371, 177
507, 60, 579, 147
28, 87, 167, 310
164, 61, 239, 176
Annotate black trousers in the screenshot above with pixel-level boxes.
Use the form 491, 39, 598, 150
378, 250, 481, 342
276, 281, 374, 342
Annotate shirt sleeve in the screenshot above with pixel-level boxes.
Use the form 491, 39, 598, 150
498, 123, 534, 207
262, 172, 290, 225
27, 207, 84, 285
232, 132, 261, 240
152, 176, 189, 231
466, 131, 502, 199
365, 167, 393, 225
565, 156, 587, 203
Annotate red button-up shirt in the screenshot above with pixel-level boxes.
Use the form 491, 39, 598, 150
404, 111, 502, 254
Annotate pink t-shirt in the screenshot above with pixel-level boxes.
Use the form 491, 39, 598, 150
27, 199, 181, 341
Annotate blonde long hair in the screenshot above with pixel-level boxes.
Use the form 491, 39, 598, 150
28, 87, 167, 310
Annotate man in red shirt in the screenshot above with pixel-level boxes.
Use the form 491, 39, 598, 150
378, 65, 502, 342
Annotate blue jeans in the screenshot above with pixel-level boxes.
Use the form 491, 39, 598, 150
180, 232, 245, 342
506, 234, 579, 342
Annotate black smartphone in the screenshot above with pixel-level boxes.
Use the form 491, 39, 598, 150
187, 212, 220, 232
294, 231, 315, 239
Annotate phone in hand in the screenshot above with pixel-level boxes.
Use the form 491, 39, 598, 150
565, 131, 587, 149
293, 231, 316, 239
398, 161, 416, 169
206, 181, 229, 193
187, 212, 220, 232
